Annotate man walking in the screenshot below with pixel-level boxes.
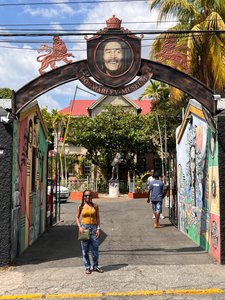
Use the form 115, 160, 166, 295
147, 172, 167, 228
147, 170, 165, 219
147, 169, 155, 189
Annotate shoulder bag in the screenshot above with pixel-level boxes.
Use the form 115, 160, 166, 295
78, 229, 90, 240
78, 205, 92, 241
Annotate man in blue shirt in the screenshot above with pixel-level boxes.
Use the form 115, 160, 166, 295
147, 172, 167, 228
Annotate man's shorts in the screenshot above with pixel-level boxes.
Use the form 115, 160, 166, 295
151, 201, 162, 213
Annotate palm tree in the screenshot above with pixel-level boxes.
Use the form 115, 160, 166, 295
42, 108, 67, 181
148, 0, 225, 93
139, 80, 184, 174
139, 80, 170, 176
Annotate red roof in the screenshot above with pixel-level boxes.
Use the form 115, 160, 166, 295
59, 99, 152, 116
133, 100, 152, 114
60, 100, 95, 116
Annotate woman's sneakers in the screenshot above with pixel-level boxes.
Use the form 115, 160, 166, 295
93, 266, 104, 273
85, 268, 91, 274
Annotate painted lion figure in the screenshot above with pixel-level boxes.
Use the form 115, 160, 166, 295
37, 36, 74, 75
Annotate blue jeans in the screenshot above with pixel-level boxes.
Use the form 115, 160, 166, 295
151, 201, 162, 213
80, 224, 99, 269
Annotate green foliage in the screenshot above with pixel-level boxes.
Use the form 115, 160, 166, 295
135, 171, 150, 192
139, 80, 184, 152
148, 0, 225, 92
41, 107, 68, 144
66, 154, 79, 174
68, 105, 156, 180
0, 88, 12, 99
41, 107, 54, 142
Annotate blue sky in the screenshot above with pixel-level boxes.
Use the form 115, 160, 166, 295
0, 0, 176, 110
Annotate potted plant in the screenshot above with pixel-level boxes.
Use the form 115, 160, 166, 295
128, 172, 150, 199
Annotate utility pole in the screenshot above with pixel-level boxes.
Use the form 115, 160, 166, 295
156, 113, 164, 177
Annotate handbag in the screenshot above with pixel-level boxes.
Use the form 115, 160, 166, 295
78, 205, 93, 241
78, 228, 90, 241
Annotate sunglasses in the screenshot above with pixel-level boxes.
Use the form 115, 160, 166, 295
84, 194, 92, 198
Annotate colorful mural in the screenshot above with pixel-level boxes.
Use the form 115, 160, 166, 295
11, 104, 48, 258
176, 102, 220, 262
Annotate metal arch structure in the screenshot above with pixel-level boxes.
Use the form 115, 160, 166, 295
13, 59, 215, 115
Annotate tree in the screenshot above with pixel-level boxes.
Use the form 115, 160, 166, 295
68, 105, 156, 180
0, 88, 12, 99
149, 0, 225, 93
42, 107, 68, 180
139, 80, 184, 174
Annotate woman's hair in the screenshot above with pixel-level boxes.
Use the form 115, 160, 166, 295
80, 189, 93, 208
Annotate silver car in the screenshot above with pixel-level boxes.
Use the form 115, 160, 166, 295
48, 185, 70, 202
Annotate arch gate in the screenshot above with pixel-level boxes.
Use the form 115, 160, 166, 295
2, 15, 224, 266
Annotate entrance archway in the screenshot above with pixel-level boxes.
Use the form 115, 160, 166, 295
14, 59, 214, 115
2, 57, 216, 266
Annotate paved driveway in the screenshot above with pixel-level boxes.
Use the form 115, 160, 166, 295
1, 196, 224, 299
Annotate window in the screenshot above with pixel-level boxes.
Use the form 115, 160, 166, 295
84, 163, 91, 176
31, 148, 37, 191
154, 158, 162, 173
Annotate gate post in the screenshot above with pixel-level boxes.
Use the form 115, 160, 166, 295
0, 120, 13, 266
217, 112, 225, 264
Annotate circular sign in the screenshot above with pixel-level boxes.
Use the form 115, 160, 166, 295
95, 38, 134, 77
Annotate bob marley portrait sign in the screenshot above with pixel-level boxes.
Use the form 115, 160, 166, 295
95, 38, 133, 78
81, 15, 153, 93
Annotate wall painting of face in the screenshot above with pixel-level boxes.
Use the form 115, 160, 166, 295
95, 38, 133, 77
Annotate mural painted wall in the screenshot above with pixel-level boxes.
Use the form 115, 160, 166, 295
176, 103, 220, 262
11, 104, 48, 259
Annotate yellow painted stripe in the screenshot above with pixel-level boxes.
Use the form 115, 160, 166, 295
46, 293, 103, 299
166, 288, 224, 295
0, 294, 43, 299
105, 290, 163, 297
0, 289, 224, 299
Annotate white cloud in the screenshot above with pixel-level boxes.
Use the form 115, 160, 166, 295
23, 0, 76, 18
0, 44, 38, 90
75, 2, 163, 100
37, 93, 61, 111
77, 2, 174, 61
0, 1, 177, 110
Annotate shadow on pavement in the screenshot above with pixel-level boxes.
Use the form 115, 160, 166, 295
100, 246, 208, 255
15, 225, 107, 266
102, 263, 128, 272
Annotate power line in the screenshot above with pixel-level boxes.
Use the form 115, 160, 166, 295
1, 18, 221, 27
0, 0, 148, 7
0, 29, 224, 37
0, 28, 178, 33
0, 32, 220, 51
0, 20, 178, 27
0, 31, 219, 45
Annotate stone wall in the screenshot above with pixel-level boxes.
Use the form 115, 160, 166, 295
0, 122, 13, 266
217, 112, 225, 264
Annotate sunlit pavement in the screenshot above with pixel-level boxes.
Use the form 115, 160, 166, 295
0, 197, 225, 299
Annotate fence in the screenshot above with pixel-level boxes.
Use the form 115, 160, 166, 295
67, 178, 98, 192
128, 180, 148, 193
66, 178, 129, 194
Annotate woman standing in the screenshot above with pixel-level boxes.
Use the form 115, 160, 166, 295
76, 189, 104, 274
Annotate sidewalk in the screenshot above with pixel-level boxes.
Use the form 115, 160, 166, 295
0, 196, 225, 299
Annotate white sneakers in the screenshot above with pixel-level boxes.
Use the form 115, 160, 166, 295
152, 214, 165, 219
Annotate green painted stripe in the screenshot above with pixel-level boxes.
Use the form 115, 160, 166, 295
0, 289, 224, 299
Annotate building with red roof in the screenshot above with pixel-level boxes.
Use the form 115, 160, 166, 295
59, 95, 152, 117
58, 95, 156, 190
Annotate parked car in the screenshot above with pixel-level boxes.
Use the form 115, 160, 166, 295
47, 184, 70, 202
